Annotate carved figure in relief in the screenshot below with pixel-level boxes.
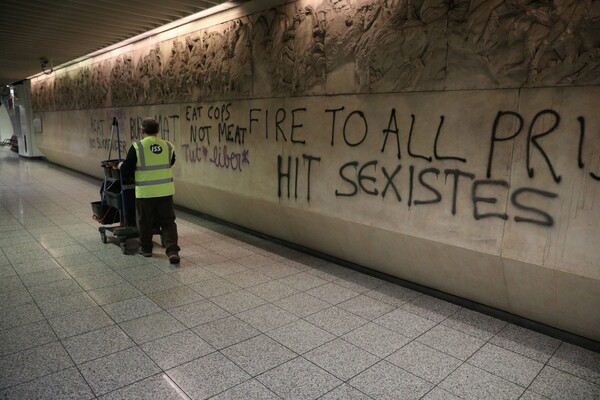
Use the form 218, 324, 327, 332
137, 45, 163, 103
30, 0, 599, 111
187, 34, 206, 100
251, 8, 289, 95
164, 38, 190, 101
227, 19, 253, 96
459, 0, 599, 86
91, 61, 110, 109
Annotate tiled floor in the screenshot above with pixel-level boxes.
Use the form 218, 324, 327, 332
0, 147, 599, 400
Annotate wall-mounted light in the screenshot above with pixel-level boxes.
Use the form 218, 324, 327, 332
40, 58, 53, 75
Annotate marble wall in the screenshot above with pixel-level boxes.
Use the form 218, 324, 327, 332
30, 0, 600, 340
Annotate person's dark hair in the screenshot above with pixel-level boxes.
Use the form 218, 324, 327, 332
141, 118, 159, 135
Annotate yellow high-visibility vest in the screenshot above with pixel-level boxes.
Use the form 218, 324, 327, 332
133, 136, 175, 198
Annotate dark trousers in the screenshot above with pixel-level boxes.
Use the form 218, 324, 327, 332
136, 195, 180, 256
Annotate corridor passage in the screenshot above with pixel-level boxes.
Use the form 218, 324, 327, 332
0, 148, 598, 399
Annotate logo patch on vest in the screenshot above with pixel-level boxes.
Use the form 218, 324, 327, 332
150, 144, 163, 154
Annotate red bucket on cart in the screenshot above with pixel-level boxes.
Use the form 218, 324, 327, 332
91, 201, 119, 225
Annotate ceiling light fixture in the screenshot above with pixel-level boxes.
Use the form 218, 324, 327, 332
40, 58, 53, 75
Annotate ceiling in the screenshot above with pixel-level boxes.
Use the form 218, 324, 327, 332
0, 0, 235, 86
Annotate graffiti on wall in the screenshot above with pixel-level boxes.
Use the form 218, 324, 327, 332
85, 99, 599, 229
31, 0, 599, 111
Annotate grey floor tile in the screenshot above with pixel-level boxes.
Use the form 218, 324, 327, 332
11, 259, 62, 275
98, 373, 191, 400
170, 266, 218, 284
117, 265, 164, 283
102, 296, 162, 323
88, 282, 143, 306
100, 256, 148, 269
55, 254, 103, 268
304, 339, 380, 381
148, 285, 205, 309
0, 302, 44, 330
422, 387, 463, 400
349, 360, 433, 400
548, 342, 600, 385
0, 288, 33, 310
37, 291, 98, 318
211, 290, 267, 314
468, 343, 544, 387
267, 319, 335, 355
529, 366, 600, 400
417, 324, 485, 361
441, 307, 508, 341
62, 325, 135, 364
257, 357, 342, 400
320, 384, 372, 400
237, 303, 299, 332
188, 277, 240, 298
167, 352, 251, 400
169, 299, 230, 328
74, 270, 125, 291
337, 294, 396, 321
439, 363, 524, 400
221, 334, 297, 376
193, 315, 260, 350
275, 293, 331, 318
132, 274, 185, 294
519, 391, 551, 400
141, 329, 214, 370
305, 282, 360, 305
19, 267, 71, 288
234, 254, 272, 269
203, 260, 249, 277
224, 270, 272, 288
490, 324, 562, 363
0, 366, 94, 400
386, 341, 462, 384
119, 311, 187, 344
0, 275, 24, 293
278, 272, 328, 291
28, 279, 83, 302
247, 280, 300, 302
251, 262, 302, 279
79, 346, 161, 396
401, 295, 462, 323
342, 322, 411, 358
210, 379, 280, 400
364, 282, 422, 307
0, 342, 74, 390
47, 244, 89, 258
214, 246, 255, 259
0, 320, 57, 356
374, 309, 436, 339
305, 306, 368, 336
48, 306, 114, 339
333, 273, 386, 293
6, 250, 51, 265
0, 264, 16, 278
186, 251, 228, 266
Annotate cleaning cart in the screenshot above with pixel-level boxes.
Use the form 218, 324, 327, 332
91, 117, 139, 254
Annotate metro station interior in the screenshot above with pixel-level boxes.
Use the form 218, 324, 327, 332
0, 0, 598, 399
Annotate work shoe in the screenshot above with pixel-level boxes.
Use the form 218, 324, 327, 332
138, 248, 152, 257
168, 254, 180, 264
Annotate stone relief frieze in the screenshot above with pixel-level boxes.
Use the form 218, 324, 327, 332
31, 0, 599, 111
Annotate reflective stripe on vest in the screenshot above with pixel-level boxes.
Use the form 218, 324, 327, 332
133, 137, 175, 198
